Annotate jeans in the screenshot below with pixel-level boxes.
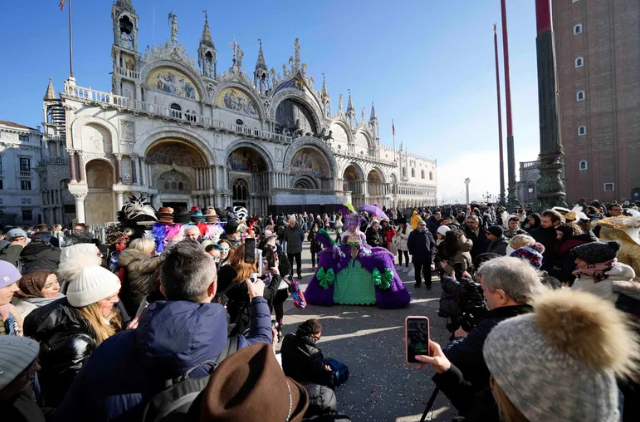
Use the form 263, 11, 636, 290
288, 252, 302, 278
414, 261, 432, 286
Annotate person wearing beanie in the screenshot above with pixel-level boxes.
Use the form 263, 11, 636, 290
57, 243, 103, 292
24, 265, 122, 407
503, 214, 527, 239
281, 319, 337, 389
0, 336, 45, 422
509, 245, 562, 290
419, 288, 639, 422
13, 269, 65, 319
0, 261, 23, 336
486, 225, 508, 256
0, 228, 28, 269
54, 241, 272, 422
435, 225, 450, 245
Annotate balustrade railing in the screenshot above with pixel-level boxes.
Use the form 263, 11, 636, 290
63, 83, 292, 143
38, 157, 70, 166
115, 67, 141, 79
19, 171, 32, 178
44, 134, 65, 142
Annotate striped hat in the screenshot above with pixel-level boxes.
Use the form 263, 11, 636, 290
0, 336, 40, 390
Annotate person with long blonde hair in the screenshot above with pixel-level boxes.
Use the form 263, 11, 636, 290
24, 264, 121, 407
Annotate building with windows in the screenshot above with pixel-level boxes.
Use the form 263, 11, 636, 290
41, 0, 437, 225
517, 159, 566, 205
553, 0, 640, 202
0, 121, 43, 225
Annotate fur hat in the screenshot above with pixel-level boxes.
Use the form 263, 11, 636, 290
67, 266, 121, 308
484, 289, 638, 422
198, 343, 308, 422
572, 241, 621, 264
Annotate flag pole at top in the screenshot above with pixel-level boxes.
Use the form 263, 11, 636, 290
60, 0, 74, 78
392, 120, 396, 162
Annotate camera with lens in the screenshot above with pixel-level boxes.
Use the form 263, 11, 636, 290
439, 276, 488, 333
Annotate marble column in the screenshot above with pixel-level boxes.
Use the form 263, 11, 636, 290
140, 158, 147, 187
69, 150, 77, 183
73, 192, 87, 223
116, 192, 124, 211
115, 154, 123, 184
132, 154, 140, 185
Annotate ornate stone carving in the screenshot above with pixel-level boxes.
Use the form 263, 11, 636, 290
120, 121, 134, 141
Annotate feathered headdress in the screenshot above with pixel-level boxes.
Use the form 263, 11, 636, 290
564, 205, 588, 223
597, 209, 640, 246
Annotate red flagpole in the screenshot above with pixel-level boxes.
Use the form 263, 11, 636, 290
494, 24, 505, 204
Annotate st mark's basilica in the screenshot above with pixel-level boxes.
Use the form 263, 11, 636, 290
39, 0, 437, 225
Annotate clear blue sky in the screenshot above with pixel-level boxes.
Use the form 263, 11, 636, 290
0, 0, 542, 203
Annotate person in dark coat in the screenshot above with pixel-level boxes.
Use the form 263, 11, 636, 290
308, 222, 323, 269
407, 220, 437, 289
426, 211, 441, 236
284, 217, 305, 279
464, 215, 489, 260
19, 233, 60, 272
24, 265, 122, 407
530, 209, 563, 269
53, 241, 272, 422
485, 226, 509, 256
281, 319, 335, 389
365, 219, 384, 248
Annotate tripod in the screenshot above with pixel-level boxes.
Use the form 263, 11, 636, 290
419, 387, 440, 422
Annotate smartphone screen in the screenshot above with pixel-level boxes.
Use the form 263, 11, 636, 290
244, 238, 256, 264
405, 317, 430, 363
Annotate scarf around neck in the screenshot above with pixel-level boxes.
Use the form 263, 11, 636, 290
573, 258, 617, 282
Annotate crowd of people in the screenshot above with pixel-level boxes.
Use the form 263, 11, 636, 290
0, 197, 639, 421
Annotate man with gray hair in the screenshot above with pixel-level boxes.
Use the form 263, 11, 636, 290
54, 241, 272, 422
418, 256, 546, 419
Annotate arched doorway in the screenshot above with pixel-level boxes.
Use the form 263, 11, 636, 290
343, 164, 363, 207
227, 146, 270, 215
275, 99, 317, 136
290, 146, 331, 190
145, 139, 208, 210
85, 160, 115, 225
367, 169, 384, 206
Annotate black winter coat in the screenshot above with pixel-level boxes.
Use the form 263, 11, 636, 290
486, 237, 509, 256
24, 298, 99, 407
365, 227, 383, 248
308, 230, 323, 253
281, 334, 334, 388
426, 215, 440, 236
20, 242, 61, 272
530, 226, 558, 267
444, 304, 532, 390
407, 229, 437, 263
464, 227, 489, 260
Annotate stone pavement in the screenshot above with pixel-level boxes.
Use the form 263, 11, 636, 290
279, 241, 458, 422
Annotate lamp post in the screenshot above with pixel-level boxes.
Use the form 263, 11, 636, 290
464, 178, 471, 204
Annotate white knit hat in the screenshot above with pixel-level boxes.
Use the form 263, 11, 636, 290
0, 336, 40, 390
60, 243, 102, 266
67, 266, 121, 308
437, 225, 450, 236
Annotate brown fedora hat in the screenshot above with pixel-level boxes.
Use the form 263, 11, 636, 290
198, 343, 308, 422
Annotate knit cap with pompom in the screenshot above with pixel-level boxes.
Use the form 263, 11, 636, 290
572, 240, 621, 265
483, 288, 638, 422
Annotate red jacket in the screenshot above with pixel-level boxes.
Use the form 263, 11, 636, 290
383, 227, 396, 243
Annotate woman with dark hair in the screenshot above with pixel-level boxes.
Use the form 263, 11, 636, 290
525, 213, 541, 233
13, 270, 64, 318
548, 222, 593, 284
437, 230, 473, 280
308, 222, 323, 270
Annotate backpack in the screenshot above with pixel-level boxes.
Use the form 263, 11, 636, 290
141, 336, 239, 422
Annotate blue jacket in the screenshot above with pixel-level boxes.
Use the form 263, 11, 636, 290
53, 298, 272, 422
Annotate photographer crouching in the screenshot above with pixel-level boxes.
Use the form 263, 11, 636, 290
424, 256, 546, 421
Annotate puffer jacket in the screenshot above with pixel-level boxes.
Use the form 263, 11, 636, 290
23, 297, 99, 407
117, 249, 165, 316
53, 299, 272, 422
20, 242, 61, 272
281, 333, 334, 388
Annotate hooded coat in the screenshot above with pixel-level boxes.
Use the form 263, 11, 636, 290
19, 242, 61, 272
53, 298, 272, 422
117, 249, 165, 316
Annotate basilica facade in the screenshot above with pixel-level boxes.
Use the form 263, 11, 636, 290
40, 0, 437, 225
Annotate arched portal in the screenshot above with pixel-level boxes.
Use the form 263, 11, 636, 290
227, 147, 270, 215
85, 160, 115, 225
275, 99, 317, 136
367, 169, 384, 207
145, 139, 208, 210
343, 164, 364, 207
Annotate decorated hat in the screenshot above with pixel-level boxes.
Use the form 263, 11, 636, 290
572, 241, 621, 265
191, 210, 205, 223
597, 211, 640, 246
205, 208, 219, 224
510, 245, 543, 270
190, 206, 200, 213
157, 207, 174, 224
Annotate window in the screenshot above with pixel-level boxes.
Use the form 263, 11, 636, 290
22, 209, 33, 221
528, 186, 534, 193
574, 24, 583, 35
0, 179, 3, 190
411, 168, 415, 178
170, 103, 182, 119
421, 170, 425, 179
19, 158, 30, 172
575, 57, 584, 68
604, 183, 615, 192
19, 135, 29, 142
579, 160, 588, 171
429, 171, 433, 181
576, 90, 586, 101
21, 180, 32, 190
578, 126, 587, 136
